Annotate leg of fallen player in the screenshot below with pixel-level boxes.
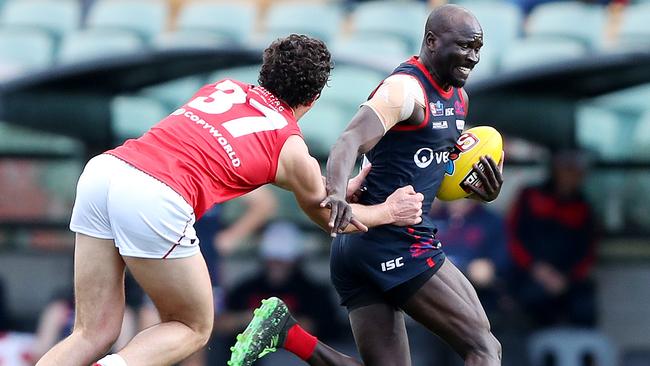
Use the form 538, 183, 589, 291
114, 253, 214, 365
36, 234, 127, 366
306, 343, 364, 366
402, 260, 502, 366
229, 297, 363, 366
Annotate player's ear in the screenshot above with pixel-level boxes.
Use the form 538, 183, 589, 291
425, 31, 437, 52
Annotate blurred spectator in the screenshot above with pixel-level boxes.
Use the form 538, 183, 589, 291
198, 186, 278, 286
27, 274, 144, 362
508, 150, 597, 328
215, 221, 341, 342
429, 200, 511, 316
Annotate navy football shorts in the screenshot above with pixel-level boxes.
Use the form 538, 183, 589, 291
330, 226, 445, 310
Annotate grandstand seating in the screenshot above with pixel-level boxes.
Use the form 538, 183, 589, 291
152, 30, 234, 49
0, 122, 82, 156
321, 65, 384, 115
499, 38, 586, 72
57, 29, 144, 64
526, 2, 606, 49
576, 104, 626, 160
0, 0, 647, 163
0, 0, 80, 38
618, 3, 650, 49
633, 109, 650, 159
86, 0, 169, 41
0, 28, 54, 71
110, 95, 169, 142
141, 76, 204, 111
590, 83, 650, 125
299, 99, 349, 158
350, 1, 428, 53
262, 2, 343, 44
209, 65, 260, 85
173, 2, 256, 45
330, 34, 411, 66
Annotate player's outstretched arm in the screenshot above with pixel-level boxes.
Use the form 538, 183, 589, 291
322, 106, 386, 234
323, 75, 427, 235
275, 136, 422, 234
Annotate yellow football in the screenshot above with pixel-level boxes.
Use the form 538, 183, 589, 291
436, 126, 503, 201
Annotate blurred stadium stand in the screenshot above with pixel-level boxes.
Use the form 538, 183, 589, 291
1, 0, 650, 365
262, 2, 344, 44
58, 29, 145, 63
86, 0, 169, 41
525, 2, 607, 49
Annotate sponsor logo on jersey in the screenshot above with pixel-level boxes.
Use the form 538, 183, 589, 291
431, 121, 448, 129
430, 100, 444, 117
445, 107, 455, 116
414, 147, 434, 168
461, 160, 487, 192
456, 119, 465, 130
380, 257, 404, 272
454, 100, 465, 115
444, 132, 480, 175
172, 108, 241, 167
414, 148, 451, 168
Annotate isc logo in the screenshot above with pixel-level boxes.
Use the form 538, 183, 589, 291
381, 257, 404, 272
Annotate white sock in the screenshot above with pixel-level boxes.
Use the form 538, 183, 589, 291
95, 354, 128, 366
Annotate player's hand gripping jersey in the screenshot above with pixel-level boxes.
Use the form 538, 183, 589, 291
107, 79, 301, 219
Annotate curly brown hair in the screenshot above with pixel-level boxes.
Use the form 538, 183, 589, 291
259, 34, 333, 108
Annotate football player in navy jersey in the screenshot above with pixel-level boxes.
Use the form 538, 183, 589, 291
231, 5, 505, 366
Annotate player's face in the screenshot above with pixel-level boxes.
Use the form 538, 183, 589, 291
433, 23, 483, 88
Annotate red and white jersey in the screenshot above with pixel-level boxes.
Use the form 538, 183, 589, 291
107, 79, 302, 219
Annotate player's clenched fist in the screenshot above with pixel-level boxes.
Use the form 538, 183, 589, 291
385, 185, 424, 226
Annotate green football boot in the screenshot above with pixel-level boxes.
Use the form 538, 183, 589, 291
228, 297, 296, 366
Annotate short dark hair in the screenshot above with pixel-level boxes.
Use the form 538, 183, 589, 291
259, 34, 333, 108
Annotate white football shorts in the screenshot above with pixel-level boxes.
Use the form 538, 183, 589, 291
69, 154, 200, 259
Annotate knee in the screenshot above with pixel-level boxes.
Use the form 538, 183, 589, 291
194, 318, 213, 347
466, 329, 501, 362
73, 321, 122, 353
461, 317, 501, 362
487, 334, 502, 361
182, 316, 213, 349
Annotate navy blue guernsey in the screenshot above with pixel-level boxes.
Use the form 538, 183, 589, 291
359, 56, 466, 238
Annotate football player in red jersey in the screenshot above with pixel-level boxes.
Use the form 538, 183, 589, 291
35, 35, 424, 366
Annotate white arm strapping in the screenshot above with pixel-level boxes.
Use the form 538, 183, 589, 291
361, 74, 425, 133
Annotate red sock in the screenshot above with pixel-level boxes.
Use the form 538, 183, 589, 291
283, 324, 318, 361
